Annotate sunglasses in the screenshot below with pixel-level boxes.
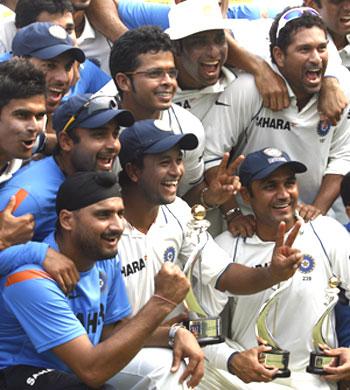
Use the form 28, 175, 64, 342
275, 7, 320, 40
62, 95, 119, 133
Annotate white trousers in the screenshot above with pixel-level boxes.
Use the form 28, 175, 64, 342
107, 347, 188, 390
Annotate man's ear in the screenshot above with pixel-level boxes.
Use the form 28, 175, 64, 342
58, 209, 75, 231
240, 186, 252, 206
115, 72, 133, 94
57, 131, 74, 152
125, 162, 141, 183
272, 46, 285, 69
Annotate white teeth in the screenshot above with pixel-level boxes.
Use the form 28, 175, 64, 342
163, 180, 178, 186
203, 61, 219, 66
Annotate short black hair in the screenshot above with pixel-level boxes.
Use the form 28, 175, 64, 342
109, 25, 175, 83
270, 6, 327, 64
341, 172, 350, 207
0, 58, 46, 110
15, 0, 73, 28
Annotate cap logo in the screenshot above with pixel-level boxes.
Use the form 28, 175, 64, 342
154, 119, 171, 132
268, 157, 288, 164
49, 25, 67, 40
263, 148, 282, 157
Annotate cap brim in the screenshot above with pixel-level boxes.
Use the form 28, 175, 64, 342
146, 133, 198, 154
253, 161, 307, 182
78, 109, 134, 129
165, 19, 234, 40
32, 45, 85, 63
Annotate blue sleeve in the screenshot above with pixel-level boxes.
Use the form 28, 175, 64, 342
335, 301, 350, 347
118, 0, 170, 30
104, 257, 131, 325
83, 60, 111, 92
0, 184, 42, 219
0, 241, 48, 275
227, 5, 281, 20
3, 266, 86, 353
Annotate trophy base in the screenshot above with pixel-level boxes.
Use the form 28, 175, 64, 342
306, 351, 338, 375
183, 317, 224, 346
261, 349, 291, 378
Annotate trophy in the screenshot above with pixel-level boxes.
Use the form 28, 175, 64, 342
306, 276, 340, 375
255, 282, 291, 378
182, 205, 224, 346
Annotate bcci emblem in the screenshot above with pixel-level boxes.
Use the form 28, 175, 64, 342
317, 120, 331, 137
99, 271, 107, 292
299, 255, 315, 274
163, 247, 176, 262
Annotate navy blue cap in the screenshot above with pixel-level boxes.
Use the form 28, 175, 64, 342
12, 22, 85, 62
119, 119, 198, 167
53, 93, 134, 134
239, 148, 307, 187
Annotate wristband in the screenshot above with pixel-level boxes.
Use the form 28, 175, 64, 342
168, 323, 185, 347
227, 351, 240, 374
200, 187, 218, 210
223, 207, 241, 222
153, 294, 177, 308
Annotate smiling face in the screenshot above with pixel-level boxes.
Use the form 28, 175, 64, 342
132, 146, 184, 206
273, 26, 328, 107
175, 29, 228, 89
0, 95, 46, 166
118, 50, 177, 119
241, 166, 299, 240
69, 196, 125, 261
29, 52, 75, 114
66, 119, 121, 173
318, 0, 350, 48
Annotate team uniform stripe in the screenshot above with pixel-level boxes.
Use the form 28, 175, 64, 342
5, 270, 53, 287
13, 189, 29, 212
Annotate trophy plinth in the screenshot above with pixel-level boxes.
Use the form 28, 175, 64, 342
255, 283, 291, 378
183, 205, 223, 346
306, 276, 340, 375
261, 348, 291, 378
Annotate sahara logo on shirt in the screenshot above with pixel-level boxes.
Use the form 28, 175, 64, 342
121, 258, 146, 277
255, 116, 291, 131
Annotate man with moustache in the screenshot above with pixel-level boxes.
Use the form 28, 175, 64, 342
0, 171, 201, 389
204, 7, 350, 235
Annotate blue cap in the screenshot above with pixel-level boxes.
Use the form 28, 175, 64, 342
239, 148, 307, 187
53, 93, 135, 134
119, 119, 198, 167
12, 22, 85, 62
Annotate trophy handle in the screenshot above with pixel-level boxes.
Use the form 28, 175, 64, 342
255, 282, 290, 350
311, 291, 339, 348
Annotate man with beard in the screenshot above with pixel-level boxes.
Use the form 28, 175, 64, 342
212, 148, 350, 389
204, 7, 350, 235
0, 93, 133, 245
106, 25, 241, 207
0, 171, 202, 389
113, 119, 303, 388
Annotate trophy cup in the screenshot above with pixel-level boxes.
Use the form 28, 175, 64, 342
182, 205, 224, 346
255, 282, 291, 378
306, 276, 340, 375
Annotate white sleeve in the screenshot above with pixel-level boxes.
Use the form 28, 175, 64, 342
203, 339, 244, 371
203, 74, 263, 171
325, 101, 350, 176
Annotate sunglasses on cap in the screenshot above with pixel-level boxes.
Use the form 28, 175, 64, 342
62, 95, 119, 133
275, 7, 320, 40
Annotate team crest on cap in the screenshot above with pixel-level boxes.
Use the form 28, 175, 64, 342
299, 255, 315, 274
48, 25, 67, 40
154, 119, 171, 132
99, 271, 107, 292
163, 247, 176, 262
263, 148, 282, 157
317, 120, 331, 137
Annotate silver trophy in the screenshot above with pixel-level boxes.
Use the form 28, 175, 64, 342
182, 205, 224, 346
306, 276, 340, 375
255, 282, 291, 378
